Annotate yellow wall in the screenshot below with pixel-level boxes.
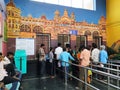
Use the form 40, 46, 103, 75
106, 0, 120, 48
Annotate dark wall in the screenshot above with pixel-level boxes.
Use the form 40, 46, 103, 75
7, 38, 16, 53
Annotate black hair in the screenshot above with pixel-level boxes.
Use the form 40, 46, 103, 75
92, 43, 97, 48
41, 44, 45, 47
0, 52, 2, 56
80, 45, 85, 50
50, 47, 53, 51
66, 44, 71, 48
58, 43, 61, 46
63, 47, 66, 51
7, 52, 14, 57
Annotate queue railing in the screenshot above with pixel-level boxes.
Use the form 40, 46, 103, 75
55, 60, 120, 90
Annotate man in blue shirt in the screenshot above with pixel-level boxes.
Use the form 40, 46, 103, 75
99, 45, 108, 64
59, 47, 75, 80
99, 45, 108, 80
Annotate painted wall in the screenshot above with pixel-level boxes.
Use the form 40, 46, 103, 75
4, 0, 106, 57
106, 0, 120, 51
5, 0, 106, 24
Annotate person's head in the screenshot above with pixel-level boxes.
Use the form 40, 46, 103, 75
78, 47, 81, 52
100, 45, 106, 50
63, 47, 67, 51
80, 45, 85, 51
92, 43, 97, 48
58, 43, 61, 47
7, 52, 14, 60
0, 52, 2, 56
0, 52, 3, 61
40, 44, 45, 48
50, 47, 53, 51
66, 44, 70, 48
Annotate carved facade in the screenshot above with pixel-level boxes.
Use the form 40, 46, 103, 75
6, 0, 106, 47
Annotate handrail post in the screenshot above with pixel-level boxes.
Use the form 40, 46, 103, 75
65, 62, 67, 85
107, 66, 110, 90
117, 65, 119, 90
54, 59, 56, 76
85, 68, 87, 90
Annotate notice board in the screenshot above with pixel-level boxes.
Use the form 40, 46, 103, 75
16, 38, 34, 55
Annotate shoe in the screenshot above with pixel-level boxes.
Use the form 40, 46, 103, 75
75, 87, 79, 90
19, 86, 23, 90
43, 86, 46, 89
103, 79, 107, 82
51, 76, 55, 78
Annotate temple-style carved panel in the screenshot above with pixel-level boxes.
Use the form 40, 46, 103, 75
33, 26, 43, 33
20, 25, 31, 32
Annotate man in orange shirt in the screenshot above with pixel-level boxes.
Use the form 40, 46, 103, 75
79, 45, 91, 90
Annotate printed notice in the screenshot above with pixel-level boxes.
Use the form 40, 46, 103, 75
16, 38, 34, 55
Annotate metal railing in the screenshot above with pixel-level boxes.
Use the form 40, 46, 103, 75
54, 60, 120, 90
91, 61, 120, 89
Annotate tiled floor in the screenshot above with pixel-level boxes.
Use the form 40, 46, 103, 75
20, 60, 118, 90
21, 75, 118, 90
21, 76, 76, 90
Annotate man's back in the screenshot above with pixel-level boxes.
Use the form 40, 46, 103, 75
80, 49, 90, 66
99, 50, 108, 64
91, 48, 100, 62
55, 47, 63, 60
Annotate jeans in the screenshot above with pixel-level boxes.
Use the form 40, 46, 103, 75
39, 60, 46, 76
10, 69, 22, 90
62, 66, 69, 80
15, 69, 22, 80
10, 82, 20, 90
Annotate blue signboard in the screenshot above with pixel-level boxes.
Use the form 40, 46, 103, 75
69, 30, 78, 35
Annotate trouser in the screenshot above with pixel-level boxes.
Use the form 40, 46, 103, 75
98, 64, 107, 80
1, 76, 19, 85
92, 62, 98, 78
62, 66, 69, 80
50, 61, 55, 76
10, 82, 19, 90
15, 69, 22, 80
11, 69, 22, 90
1, 76, 20, 90
46, 60, 54, 76
54, 59, 62, 77
79, 66, 88, 90
39, 60, 46, 76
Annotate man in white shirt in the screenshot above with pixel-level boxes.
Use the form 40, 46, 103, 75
55, 43, 63, 67
91, 43, 100, 63
55, 43, 63, 60
54, 43, 63, 77
91, 43, 100, 79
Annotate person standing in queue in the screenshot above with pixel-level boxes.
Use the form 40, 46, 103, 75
38, 44, 46, 77
59, 47, 75, 80
99, 45, 108, 80
78, 45, 91, 90
48, 47, 55, 78
54, 43, 63, 76
91, 43, 100, 79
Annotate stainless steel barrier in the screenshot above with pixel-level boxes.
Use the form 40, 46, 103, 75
55, 60, 120, 90
91, 61, 120, 90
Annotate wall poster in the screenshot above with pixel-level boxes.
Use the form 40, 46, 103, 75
16, 38, 34, 55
